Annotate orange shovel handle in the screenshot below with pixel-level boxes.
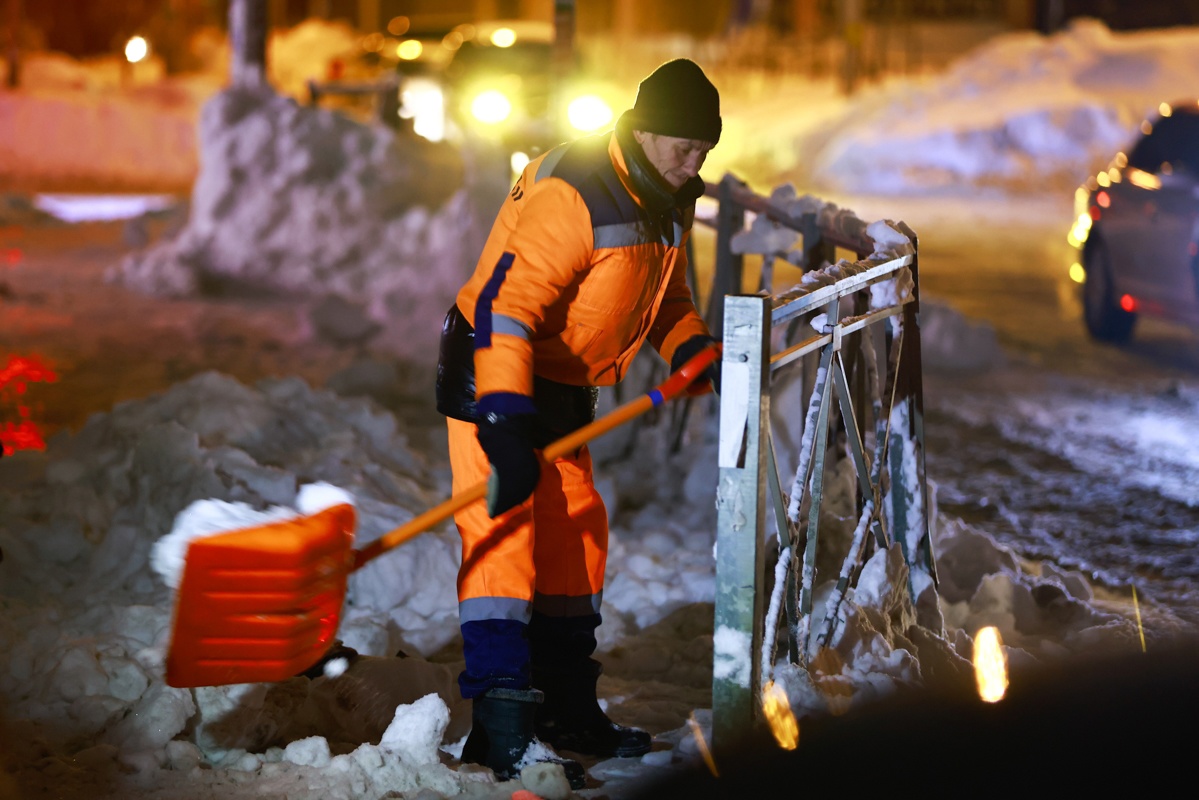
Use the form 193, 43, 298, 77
352, 343, 721, 570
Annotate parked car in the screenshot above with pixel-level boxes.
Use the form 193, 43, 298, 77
1068, 101, 1199, 343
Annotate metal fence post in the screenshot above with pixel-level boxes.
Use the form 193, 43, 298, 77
885, 225, 936, 598
712, 295, 770, 754
708, 175, 747, 340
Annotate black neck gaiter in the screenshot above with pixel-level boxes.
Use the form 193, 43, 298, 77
615, 112, 705, 215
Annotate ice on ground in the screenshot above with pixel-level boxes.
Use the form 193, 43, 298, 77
0, 358, 1153, 799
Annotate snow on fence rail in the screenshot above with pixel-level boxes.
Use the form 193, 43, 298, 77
694, 174, 936, 753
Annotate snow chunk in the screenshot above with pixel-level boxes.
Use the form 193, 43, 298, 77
296, 481, 356, 515
378, 693, 450, 767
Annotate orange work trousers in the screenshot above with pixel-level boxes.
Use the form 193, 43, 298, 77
446, 417, 609, 625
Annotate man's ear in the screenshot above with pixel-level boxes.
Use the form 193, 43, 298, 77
632, 129, 650, 146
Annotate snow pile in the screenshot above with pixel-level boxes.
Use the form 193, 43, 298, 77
0, 355, 1153, 798
0, 371, 459, 752
805, 19, 1199, 195
112, 85, 476, 363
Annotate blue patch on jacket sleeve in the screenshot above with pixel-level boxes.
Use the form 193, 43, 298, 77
475, 251, 517, 349
478, 392, 537, 417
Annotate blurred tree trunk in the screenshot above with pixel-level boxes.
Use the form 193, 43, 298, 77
269, 0, 287, 28
553, 0, 574, 135
4, 0, 19, 89
1005, 0, 1036, 28
791, 0, 819, 35
614, 0, 636, 40
840, 0, 862, 95
358, 0, 379, 31
230, 0, 268, 86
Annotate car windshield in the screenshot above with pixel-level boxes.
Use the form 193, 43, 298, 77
1127, 111, 1199, 176
446, 41, 556, 79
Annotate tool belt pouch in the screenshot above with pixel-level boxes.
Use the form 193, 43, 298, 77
436, 305, 599, 449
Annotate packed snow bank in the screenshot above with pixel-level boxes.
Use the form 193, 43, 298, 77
0, 84, 202, 191
0, 20, 371, 191
803, 19, 1199, 195
112, 85, 476, 364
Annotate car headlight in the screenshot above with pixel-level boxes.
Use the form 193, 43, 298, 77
470, 90, 512, 124
400, 77, 445, 142
566, 94, 613, 133
1067, 212, 1092, 249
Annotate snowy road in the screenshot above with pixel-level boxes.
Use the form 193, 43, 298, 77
886, 194, 1199, 632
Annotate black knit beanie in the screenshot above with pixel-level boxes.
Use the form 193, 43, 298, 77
624, 59, 721, 144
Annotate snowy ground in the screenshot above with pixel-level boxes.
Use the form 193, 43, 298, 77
3, 17, 1199, 800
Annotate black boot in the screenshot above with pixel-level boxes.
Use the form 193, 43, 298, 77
534, 659, 652, 758
460, 687, 587, 789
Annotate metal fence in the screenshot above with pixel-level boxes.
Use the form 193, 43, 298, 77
691, 174, 936, 752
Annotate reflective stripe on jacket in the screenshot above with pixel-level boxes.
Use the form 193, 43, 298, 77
454, 129, 710, 416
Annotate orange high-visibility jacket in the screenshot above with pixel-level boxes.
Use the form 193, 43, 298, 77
455, 130, 710, 416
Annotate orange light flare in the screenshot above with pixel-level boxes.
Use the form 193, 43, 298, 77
3, 248, 20, 267
687, 711, 719, 778
761, 680, 799, 750
1120, 294, 1137, 313
972, 626, 1009, 703
0, 354, 59, 456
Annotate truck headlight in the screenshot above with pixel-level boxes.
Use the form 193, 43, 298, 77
400, 77, 445, 142
567, 94, 613, 133
471, 90, 512, 124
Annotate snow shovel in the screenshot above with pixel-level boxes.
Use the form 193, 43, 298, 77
164, 343, 721, 688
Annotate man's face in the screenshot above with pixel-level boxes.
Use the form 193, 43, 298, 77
633, 131, 715, 191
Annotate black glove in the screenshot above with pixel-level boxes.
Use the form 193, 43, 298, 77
671, 335, 722, 395
476, 412, 542, 518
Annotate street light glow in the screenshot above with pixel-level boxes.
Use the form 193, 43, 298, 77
396, 40, 423, 60
490, 28, 517, 47
125, 36, 149, 64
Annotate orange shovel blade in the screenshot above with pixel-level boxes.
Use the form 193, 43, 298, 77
164, 503, 357, 688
